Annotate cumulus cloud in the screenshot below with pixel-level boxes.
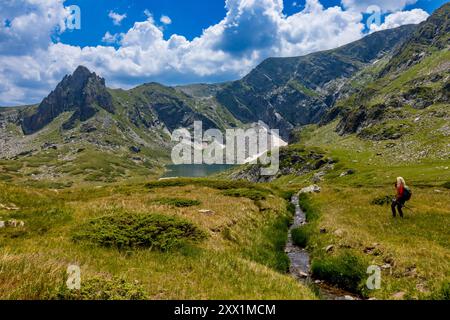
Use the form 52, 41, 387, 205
160, 15, 172, 25
0, 0, 430, 105
341, 0, 418, 13
0, 0, 68, 55
108, 11, 127, 26
102, 31, 124, 44
369, 8, 429, 32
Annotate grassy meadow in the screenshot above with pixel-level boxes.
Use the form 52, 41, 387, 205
0, 118, 449, 300
0, 180, 315, 300
274, 121, 450, 299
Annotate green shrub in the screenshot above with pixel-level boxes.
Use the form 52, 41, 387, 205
152, 197, 201, 208
72, 212, 207, 251
56, 277, 148, 300
371, 195, 393, 206
292, 226, 309, 247
222, 188, 267, 201
311, 252, 368, 294
442, 181, 450, 189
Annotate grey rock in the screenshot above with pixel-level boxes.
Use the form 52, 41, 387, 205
299, 185, 321, 194
198, 209, 215, 215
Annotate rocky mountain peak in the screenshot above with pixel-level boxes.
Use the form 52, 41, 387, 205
21, 66, 114, 135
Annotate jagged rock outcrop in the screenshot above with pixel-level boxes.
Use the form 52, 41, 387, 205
21, 66, 114, 134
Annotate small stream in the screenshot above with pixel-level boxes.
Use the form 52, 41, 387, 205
286, 195, 359, 300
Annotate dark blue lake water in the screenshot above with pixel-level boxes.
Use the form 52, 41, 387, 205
162, 164, 236, 178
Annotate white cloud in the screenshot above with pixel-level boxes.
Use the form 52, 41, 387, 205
160, 15, 172, 25
0, 0, 431, 106
144, 10, 153, 20
341, 0, 418, 13
108, 10, 127, 26
369, 8, 429, 32
102, 31, 124, 44
0, 0, 68, 55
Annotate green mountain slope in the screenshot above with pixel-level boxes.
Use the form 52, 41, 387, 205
214, 25, 416, 138
321, 3, 449, 162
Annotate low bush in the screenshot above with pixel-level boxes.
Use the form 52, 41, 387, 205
152, 198, 201, 208
222, 188, 267, 201
56, 277, 148, 300
72, 212, 207, 251
311, 252, 368, 294
442, 181, 450, 189
371, 195, 393, 206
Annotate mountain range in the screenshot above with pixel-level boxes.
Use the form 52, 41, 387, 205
0, 3, 448, 185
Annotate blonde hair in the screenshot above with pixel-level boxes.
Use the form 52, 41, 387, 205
396, 177, 406, 188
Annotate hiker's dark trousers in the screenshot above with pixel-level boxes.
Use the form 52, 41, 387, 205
392, 199, 405, 218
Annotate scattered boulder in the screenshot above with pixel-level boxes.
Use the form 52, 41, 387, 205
311, 172, 325, 183
403, 265, 417, 277
416, 283, 429, 293
325, 245, 335, 253
299, 185, 321, 194
340, 169, 355, 177
334, 229, 344, 237
364, 243, 382, 256
364, 246, 376, 254
299, 272, 308, 278
320, 228, 328, 234
41, 142, 58, 150
130, 146, 141, 153
0, 203, 19, 211
392, 291, 406, 300
198, 209, 215, 215
0, 221, 5, 228
4, 219, 25, 228
80, 124, 97, 133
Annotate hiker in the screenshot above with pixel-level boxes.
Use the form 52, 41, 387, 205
392, 177, 411, 218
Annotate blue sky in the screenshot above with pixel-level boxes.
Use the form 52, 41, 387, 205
0, 0, 447, 106
60, 0, 445, 46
